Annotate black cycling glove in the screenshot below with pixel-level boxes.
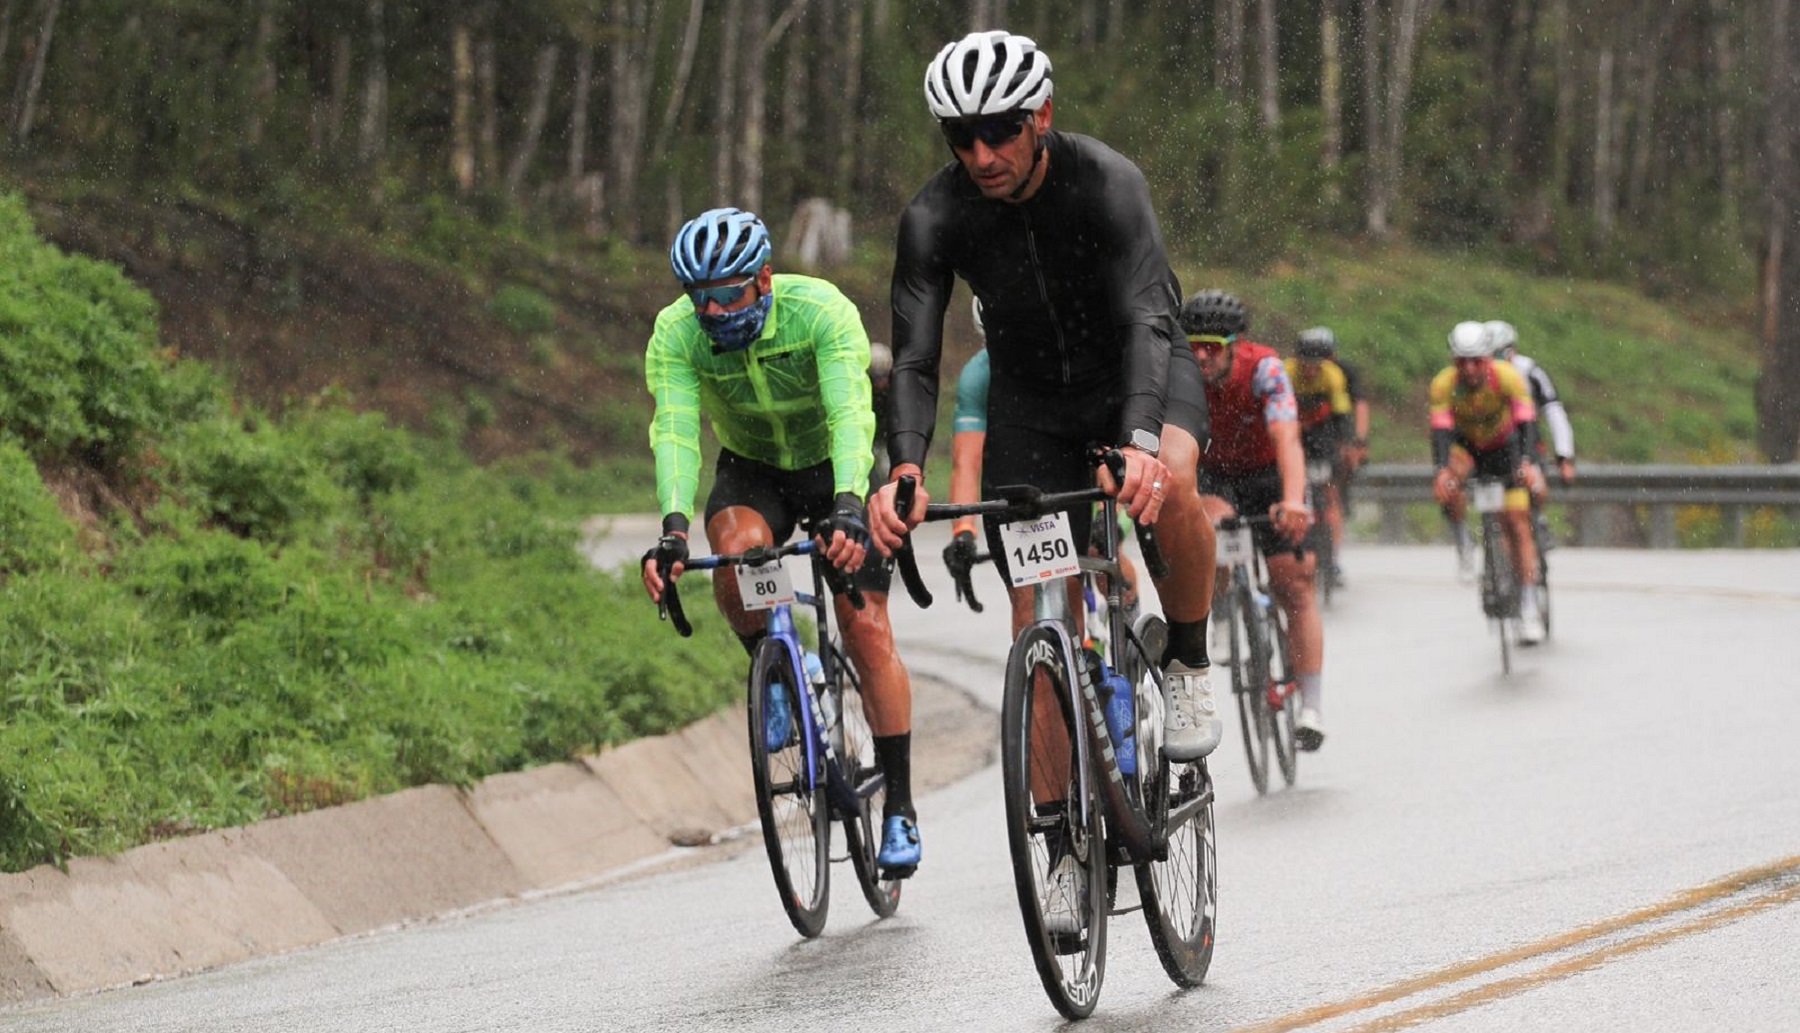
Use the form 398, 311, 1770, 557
821, 493, 871, 552
642, 532, 688, 580
942, 529, 983, 611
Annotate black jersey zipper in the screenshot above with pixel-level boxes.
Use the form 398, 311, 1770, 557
1020, 209, 1071, 383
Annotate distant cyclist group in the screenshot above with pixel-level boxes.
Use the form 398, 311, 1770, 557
634, 27, 1576, 1017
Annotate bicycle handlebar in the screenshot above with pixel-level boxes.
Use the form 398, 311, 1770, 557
892, 476, 934, 609
657, 537, 864, 638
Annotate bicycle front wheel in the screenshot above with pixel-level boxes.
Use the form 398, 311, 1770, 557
1001, 623, 1107, 1020
1125, 614, 1218, 988
1227, 580, 1272, 795
747, 637, 830, 937
833, 644, 902, 918
1479, 515, 1516, 675
1266, 598, 1299, 787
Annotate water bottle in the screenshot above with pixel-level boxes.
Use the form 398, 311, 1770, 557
1102, 664, 1137, 777
805, 652, 838, 751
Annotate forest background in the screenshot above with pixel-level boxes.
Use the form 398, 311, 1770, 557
0, 0, 1796, 871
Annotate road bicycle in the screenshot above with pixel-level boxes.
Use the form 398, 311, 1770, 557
1468, 475, 1522, 674
657, 534, 901, 937
1211, 513, 1300, 795
895, 456, 1217, 1019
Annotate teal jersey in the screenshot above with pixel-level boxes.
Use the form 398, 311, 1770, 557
645, 274, 876, 521
951, 349, 991, 434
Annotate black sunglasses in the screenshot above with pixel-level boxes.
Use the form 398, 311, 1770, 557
939, 113, 1030, 151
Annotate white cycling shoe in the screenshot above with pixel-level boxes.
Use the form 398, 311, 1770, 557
1163, 661, 1223, 761
1295, 707, 1326, 752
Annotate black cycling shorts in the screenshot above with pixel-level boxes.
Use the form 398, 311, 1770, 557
1196, 463, 1305, 559
1454, 438, 1522, 488
980, 344, 1208, 586
704, 450, 894, 595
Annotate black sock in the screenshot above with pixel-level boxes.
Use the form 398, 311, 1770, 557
873, 733, 914, 821
1164, 617, 1211, 669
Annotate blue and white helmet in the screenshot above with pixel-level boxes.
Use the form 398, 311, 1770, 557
924, 31, 1053, 120
669, 207, 772, 284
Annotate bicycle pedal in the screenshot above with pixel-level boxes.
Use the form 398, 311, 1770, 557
879, 863, 918, 881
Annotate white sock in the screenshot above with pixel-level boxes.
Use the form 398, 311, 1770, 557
1298, 673, 1322, 712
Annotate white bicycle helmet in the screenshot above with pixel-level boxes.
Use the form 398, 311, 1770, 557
924, 31, 1053, 120
1448, 321, 1492, 358
1484, 319, 1518, 357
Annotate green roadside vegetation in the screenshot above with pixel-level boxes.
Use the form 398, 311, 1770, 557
0, 193, 740, 872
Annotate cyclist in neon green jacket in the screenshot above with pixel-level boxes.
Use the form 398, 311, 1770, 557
640, 207, 922, 874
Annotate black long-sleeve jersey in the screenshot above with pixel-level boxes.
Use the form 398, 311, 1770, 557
886, 130, 1184, 469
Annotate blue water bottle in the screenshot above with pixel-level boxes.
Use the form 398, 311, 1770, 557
1101, 664, 1137, 776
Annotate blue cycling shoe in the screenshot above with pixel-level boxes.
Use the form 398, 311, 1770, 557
876, 815, 922, 875
763, 682, 794, 753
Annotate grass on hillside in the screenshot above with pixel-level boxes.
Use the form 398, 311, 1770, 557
1178, 242, 1762, 464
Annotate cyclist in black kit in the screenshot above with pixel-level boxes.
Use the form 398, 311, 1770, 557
867, 30, 1222, 767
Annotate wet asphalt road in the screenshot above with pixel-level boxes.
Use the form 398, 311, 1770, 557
8, 531, 1799, 1032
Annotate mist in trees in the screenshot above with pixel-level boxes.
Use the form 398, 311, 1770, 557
1, 0, 1794, 458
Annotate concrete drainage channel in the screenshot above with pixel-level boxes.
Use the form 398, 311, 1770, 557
0, 674, 994, 1004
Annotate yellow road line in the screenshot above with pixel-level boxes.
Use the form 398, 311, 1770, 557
1234, 855, 1800, 1033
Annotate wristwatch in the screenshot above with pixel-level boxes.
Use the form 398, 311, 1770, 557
1125, 428, 1161, 457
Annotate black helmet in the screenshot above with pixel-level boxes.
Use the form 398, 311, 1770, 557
1296, 326, 1337, 359
1179, 290, 1249, 337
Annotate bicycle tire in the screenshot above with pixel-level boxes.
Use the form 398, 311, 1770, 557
1228, 579, 1273, 795
1001, 623, 1107, 1020
1480, 515, 1516, 675
833, 642, 902, 918
1126, 614, 1218, 988
747, 637, 831, 937
1266, 598, 1299, 786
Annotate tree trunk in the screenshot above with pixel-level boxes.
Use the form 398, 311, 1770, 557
1216, 0, 1246, 105
1367, 0, 1442, 238
357, 0, 387, 183
1592, 45, 1617, 237
834, 0, 864, 202
1361, 0, 1384, 229
1710, 0, 1738, 202
504, 43, 558, 202
12, 0, 59, 145
1257, 0, 1279, 139
1625, 4, 1681, 218
567, 46, 593, 185
1491, 0, 1539, 179
713, 0, 744, 199
451, 21, 475, 193
245, 0, 278, 148
777, 2, 807, 200
1551, 0, 1575, 204
738, 0, 770, 213
0, 0, 19, 110
1105, 0, 1127, 43
609, 0, 660, 240
1321, 0, 1343, 184
1758, 0, 1800, 461
649, 0, 707, 168
478, 34, 499, 187
970, 0, 992, 29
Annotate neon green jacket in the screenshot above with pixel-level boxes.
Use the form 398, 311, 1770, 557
645, 274, 876, 522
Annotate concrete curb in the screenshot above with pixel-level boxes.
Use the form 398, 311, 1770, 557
0, 678, 993, 1004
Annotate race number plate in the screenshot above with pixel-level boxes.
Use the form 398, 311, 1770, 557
736, 558, 795, 610
998, 512, 1080, 587
1470, 480, 1507, 514
1307, 459, 1334, 485
1216, 525, 1255, 567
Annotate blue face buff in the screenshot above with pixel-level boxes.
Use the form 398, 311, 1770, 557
700, 291, 773, 352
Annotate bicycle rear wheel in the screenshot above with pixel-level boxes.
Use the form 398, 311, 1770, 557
1125, 614, 1218, 988
1001, 623, 1107, 1020
833, 644, 902, 918
1227, 580, 1273, 794
747, 637, 830, 937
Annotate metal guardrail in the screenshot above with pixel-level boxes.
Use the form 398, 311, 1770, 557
1354, 463, 1800, 548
